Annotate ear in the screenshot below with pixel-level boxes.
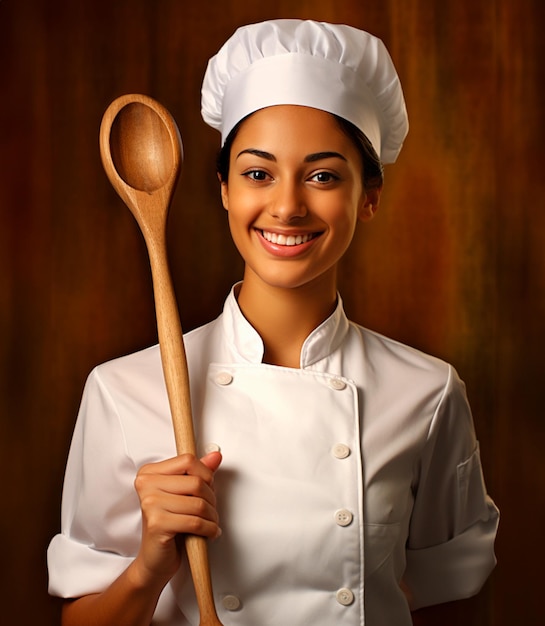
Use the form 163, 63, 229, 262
219, 175, 229, 211
358, 186, 382, 222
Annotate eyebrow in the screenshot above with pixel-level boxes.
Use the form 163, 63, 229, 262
304, 151, 347, 163
236, 149, 347, 163
236, 148, 276, 161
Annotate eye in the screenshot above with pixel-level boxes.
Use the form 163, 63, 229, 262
309, 171, 339, 184
243, 169, 270, 182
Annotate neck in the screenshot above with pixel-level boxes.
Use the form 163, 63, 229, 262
237, 269, 338, 368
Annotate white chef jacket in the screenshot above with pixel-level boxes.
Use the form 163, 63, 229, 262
48, 286, 498, 626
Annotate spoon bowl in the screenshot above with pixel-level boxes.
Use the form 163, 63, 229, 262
109, 101, 176, 192
100, 94, 182, 237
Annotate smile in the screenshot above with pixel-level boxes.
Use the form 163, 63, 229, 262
260, 230, 317, 246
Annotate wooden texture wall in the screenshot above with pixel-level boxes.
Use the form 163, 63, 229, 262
1, 1, 543, 624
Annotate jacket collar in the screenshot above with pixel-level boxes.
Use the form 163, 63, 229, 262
222, 283, 350, 368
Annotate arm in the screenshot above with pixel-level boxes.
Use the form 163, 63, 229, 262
403, 366, 498, 609
62, 452, 222, 626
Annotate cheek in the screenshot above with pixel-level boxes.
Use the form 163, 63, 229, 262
326, 195, 361, 233
225, 184, 264, 221
326, 205, 361, 257
226, 211, 245, 257
225, 195, 258, 244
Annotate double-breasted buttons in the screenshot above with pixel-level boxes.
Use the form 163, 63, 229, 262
215, 371, 233, 386
336, 588, 355, 606
326, 378, 355, 610
332, 443, 351, 459
327, 377, 347, 391
222, 594, 241, 611
334, 508, 354, 527
207, 365, 359, 617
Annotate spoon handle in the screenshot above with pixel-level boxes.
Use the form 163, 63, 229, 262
147, 237, 224, 626
148, 238, 196, 455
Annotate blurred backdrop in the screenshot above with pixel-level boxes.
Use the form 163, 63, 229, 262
1, 1, 544, 624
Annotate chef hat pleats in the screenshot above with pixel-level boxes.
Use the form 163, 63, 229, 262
201, 19, 408, 164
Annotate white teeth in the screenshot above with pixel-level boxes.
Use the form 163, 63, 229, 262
262, 231, 312, 246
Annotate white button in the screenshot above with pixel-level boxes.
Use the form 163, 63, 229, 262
222, 594, 241, 611
332, 444, 351, 459
204, 443, 221, 454
215, 372, 233, 386
328, 377, 347, 391
334, 509, 354, 527
336, 588, 355, 606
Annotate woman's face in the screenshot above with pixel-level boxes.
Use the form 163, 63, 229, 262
221, 105, 380, 293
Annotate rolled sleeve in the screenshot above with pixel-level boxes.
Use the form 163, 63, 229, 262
47, 534, 133, 598
47, 367, 142, 598
404, 366, 499, 609
405, 498, 498, 609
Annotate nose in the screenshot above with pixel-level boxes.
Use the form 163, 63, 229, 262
268, 179, 307, 222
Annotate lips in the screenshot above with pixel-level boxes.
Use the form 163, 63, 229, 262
254, 228, 322, 258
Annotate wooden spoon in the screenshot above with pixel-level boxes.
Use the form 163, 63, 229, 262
99, 93, 223, 626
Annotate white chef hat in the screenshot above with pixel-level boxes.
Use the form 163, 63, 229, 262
201, 19, 408, 163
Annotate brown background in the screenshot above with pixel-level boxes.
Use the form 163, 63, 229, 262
1, 0, 544, 624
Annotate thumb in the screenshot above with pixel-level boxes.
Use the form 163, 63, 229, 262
200, 450, 222, 473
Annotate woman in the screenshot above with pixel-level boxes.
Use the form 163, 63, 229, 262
48, 19, 499, 626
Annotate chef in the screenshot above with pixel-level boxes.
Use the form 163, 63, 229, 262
48, 19, 499, 626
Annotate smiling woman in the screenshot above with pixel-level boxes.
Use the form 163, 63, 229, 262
47, 19, 499, 626
219, 105, 377, 338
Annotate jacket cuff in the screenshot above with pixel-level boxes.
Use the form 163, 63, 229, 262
404, 501, 499, 610
47, 533, 131, 598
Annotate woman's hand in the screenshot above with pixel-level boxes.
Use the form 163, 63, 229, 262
61, 452, 222, 626
132, 451, 222, 588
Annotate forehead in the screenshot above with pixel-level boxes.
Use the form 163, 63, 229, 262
232, 105, 355, 155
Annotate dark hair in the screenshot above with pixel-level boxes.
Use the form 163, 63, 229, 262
216, 111, 384, 191
333, 115, 384, 191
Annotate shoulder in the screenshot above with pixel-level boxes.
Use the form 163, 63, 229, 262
89, 314, 225, 398
90, 344, 163, 394
184, 316, 223, 352
348, 321, 453, 383
346, 324, 474, 456
344, 322, 471, 428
